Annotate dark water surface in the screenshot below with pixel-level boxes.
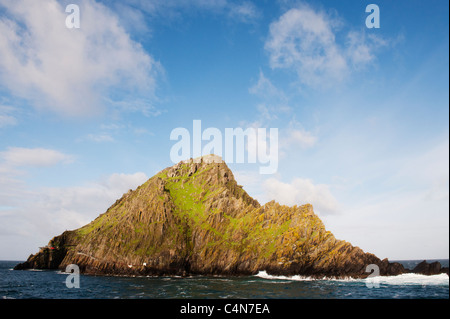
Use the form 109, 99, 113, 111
1, 260, 448, 299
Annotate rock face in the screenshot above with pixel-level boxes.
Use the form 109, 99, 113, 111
412, 260, 449, 276
15, 156, 416, 278
13, 231, 74, 270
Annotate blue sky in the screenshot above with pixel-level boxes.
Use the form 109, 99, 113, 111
0, 0, 448, 261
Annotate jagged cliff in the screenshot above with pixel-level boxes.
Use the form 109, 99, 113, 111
15, 155, 420, 278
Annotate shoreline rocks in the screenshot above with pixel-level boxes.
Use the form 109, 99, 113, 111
410, 260, 449, 276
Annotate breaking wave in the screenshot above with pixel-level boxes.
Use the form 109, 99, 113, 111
255, 271, 449, 286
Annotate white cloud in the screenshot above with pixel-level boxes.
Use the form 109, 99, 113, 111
392, 138, 449, 202
328, 179, 449, 260
346, 31, 375, 67
265, 6, 347, 87
263, 177, 339, 215
0, 114, 16, 128
111, 2, 151, 35
271, 119, 318, 160
321, 137, 449, 259
249, 71, 291, 122
283, 128, 317, 149
346, 31, 387, 69
108, 99, 164, 118
0, 0, 161, 117
325, 186, 449, 260
249, 71, 286, 100
0, 170, 149, 259
104, 172, 149, 192
265, 5, 387, 87
0, 147, 73, 167
85, 133, 115, 143
0, 106, 17, 128
255, 104, 278, 121
232, 169, 266, 201
228, 1, 260, 23
133, 127, 153, 136
126, 0, 259, 23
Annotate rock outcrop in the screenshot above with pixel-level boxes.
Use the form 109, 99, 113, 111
15, 155, 439, 278
411, 260, 449, 276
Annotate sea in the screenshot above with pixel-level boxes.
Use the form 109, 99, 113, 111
0, 260, 448, 300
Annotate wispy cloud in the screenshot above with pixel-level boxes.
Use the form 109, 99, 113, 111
265, 5, 388, 88
133, 128, 154, 136
85, 134, 115, 143
327, 138, 449, 259
249, 71, 291, 122
263, 177, 339, 215
249, 70, 287, 101
0, 105, 17, 128
248, 72, 318, 153
125, 0, 260, 24
346, 31, 388, 69
0, 0, 162, 117
0, 147, 73, 167
0, 171, 148, 259
228, 1, 261, 23
265, 5, 347, 87
109, 99, 165, 118
283, 127, 318, 149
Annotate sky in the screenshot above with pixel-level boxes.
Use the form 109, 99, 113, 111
0, 0, 448, 261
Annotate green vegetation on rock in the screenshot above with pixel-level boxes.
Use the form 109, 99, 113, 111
14, 155, 408, 278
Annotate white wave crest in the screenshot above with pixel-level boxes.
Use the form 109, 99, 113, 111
255, 271, 317, 281
255, 271, 449, 286
370, 273, 449, 286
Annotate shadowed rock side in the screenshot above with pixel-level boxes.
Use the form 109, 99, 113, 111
14, 156, 446, 278
412, 260, 449, 276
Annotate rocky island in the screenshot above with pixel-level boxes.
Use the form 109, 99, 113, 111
14, 155, 448, 278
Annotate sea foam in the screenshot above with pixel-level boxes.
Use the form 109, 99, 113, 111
255, 271, 449, 286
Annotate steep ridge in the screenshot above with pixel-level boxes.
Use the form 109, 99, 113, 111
15, 155, 444, 278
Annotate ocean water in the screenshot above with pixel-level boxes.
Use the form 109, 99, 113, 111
0, 260, 448, 299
